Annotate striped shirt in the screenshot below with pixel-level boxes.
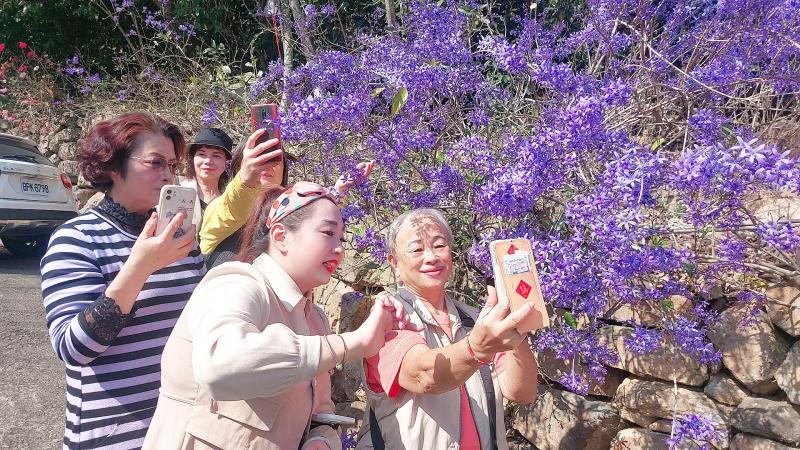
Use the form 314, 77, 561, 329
41, 207, 205, 449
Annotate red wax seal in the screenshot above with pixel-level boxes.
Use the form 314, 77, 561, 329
507, 244, 518, 255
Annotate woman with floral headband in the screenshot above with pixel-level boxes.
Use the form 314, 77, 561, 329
144, 182, 415, 450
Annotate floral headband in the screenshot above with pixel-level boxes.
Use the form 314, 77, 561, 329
266, 181, 338, 228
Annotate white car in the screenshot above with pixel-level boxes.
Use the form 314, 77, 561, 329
0, 132, 77, 256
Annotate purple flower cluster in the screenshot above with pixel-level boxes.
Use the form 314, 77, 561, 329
559, 372, 590, 396
249, 60, 283, 100
63, 55, 103, 94
64, 55, 85, 76
320, 4, 336, 16
667, 316, 721, 365
270, 0, 800, 397
142, 65, 163, 81
624, 327, 663, 354
671, 137, 800, 225
353, 227, 388, 262
200, 101, 219, 126
689, 109, 730, 145
756, 221, 800, 253
666, 412, 725, 450
535, 324, 618, 392
736, 291, 768, 328
341, 430, 358, 450
479, 36, 526, 74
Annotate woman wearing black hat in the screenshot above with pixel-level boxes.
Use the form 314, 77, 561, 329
200, 129, 288, 267
182, 127, 234, 224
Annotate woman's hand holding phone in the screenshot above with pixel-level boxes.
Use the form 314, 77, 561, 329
240, 129, 283, 188
104, 211, 197, 314
129, 211, 196, 276
468, 286, 535, 362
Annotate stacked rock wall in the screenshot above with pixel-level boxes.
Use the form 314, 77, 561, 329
317, 279, 800, 449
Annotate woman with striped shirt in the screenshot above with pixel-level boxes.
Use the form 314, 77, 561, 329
40, 112, 206, 449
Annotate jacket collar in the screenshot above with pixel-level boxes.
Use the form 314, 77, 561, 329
253, 253, 306, 311
396, 287, 464, 336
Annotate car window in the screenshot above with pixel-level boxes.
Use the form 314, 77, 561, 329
0, 141, 53, 166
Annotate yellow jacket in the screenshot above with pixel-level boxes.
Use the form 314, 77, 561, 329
199, 173, 260, 254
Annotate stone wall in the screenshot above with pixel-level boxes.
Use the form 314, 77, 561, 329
316, 280, 800, 449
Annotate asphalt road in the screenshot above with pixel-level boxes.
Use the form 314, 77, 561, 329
0, 244, 64, 449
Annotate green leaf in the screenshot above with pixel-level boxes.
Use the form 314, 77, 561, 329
564, 311, 578, 329
650, 138, 665, 150
683, 262, 697, 277
390, 87, 408, 116
649, 236, 667, 248
220, 65, 232, 74
372, 86, 386, 97
661, 299, 675, 311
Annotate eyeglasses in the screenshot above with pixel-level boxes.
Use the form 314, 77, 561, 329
129, 156, 179, 175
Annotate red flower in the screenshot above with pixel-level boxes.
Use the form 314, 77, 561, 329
0, 43, 5, 52
18, 42, 28, 49
26, 51, 35, 58
17, 65, 27, 72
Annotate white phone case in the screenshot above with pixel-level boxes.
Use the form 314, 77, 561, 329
156, 185, 196, 238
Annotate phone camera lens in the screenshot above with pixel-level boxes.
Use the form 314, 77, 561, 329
166, 196, 172, 200
167, 190, 173, 194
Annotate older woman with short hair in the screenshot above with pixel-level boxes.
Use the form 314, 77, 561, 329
358, 208, 539, 450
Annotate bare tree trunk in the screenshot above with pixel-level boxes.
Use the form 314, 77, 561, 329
278, 0, 294, 111
288, 0, 316, 58
385, 0, 398, 31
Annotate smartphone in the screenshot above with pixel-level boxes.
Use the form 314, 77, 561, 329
156, 185, 196, 238
489, 238, 549, 333
250, 103, 282, 149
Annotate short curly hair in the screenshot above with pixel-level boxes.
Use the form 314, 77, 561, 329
78, 112, 186, 192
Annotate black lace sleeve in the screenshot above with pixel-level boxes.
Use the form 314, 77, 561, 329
79, 295, 136, 345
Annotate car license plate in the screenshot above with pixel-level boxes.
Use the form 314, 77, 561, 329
21, 178, 50, 196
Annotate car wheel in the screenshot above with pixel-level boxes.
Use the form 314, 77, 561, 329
1, 235, 49, 257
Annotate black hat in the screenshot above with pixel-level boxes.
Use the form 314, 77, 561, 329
189, 128, 233, 158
